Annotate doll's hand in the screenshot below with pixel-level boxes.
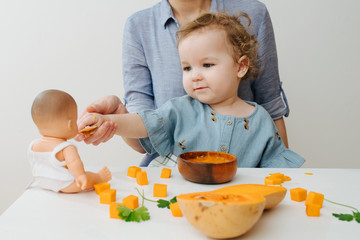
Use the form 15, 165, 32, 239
75, 174, 88, 191
75, 95, 126, 145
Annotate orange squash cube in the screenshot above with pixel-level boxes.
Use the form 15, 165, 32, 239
160, 168, 172, 178
153, 183, 167, 197
290, 188, 308, 202
123, 195, 139, 210
136, 171, 148, 185
305, 191, 324, 208
269, 173, 285, 182
283, 175, 292, 182
264, 176, 282, 185
127, 166, 141, 178
306, 204, 321, 217
94, 182, 110, 195
109, 202, 122, 219
170, 202, 183, 217
100, 189, 116, 204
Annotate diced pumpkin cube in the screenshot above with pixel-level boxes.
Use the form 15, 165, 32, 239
305, 191, 324, 208
153, 183, 167, 197
264, 176, 282, 185
123, 195, 139, 210
127, 166, 141, 178
136, 171, 148, 185
100, 189, 116, 204
94, 182, 110, 195
170, 202, 183, 217
269, 173, 285, 182
283, 175, 292, 181
160, 168, 172, 178
109, 202, 122, 219
306, 204, 321, 217
290, 188, 307, 202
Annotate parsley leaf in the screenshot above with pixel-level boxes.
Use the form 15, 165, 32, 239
325, 198, 360, 223
117, 205, 150, 223
353, 212, 360, 223
157, 196, 177, 209
170, 196, 177, 204
133, 206, 151, 222
157, 199, 171, 209
333, 213, 354, 222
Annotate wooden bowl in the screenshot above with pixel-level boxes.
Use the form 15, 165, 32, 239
177, 151, 237, 184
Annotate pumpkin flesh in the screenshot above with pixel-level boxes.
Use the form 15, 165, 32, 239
214, 184, 287, 209
177, 192, 266, 239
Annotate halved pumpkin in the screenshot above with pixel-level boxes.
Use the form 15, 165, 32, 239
177, 192, 265, 239
177, 184, 287, 238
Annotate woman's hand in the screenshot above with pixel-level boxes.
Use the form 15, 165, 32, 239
75, 95, 127, 145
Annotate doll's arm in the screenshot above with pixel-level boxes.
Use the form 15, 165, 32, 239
62, 145, 88, 190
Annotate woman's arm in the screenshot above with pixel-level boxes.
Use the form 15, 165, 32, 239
122, 16, 155, 113
251, 7, 289, 147
274, 117, 288, 148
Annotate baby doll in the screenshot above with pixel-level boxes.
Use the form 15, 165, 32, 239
29, 89, 112, 193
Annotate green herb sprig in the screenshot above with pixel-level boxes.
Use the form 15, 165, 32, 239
117, 205, 150, 222
325, 198, 360, 223
135, 188, 177, 209
116, 189, 150, 222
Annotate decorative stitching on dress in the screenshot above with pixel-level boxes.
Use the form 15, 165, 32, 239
211, 111, 217, 123
177, 140, 186, 150
244, 118, 249, 130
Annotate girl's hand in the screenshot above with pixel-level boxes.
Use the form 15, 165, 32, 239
77, 112, 115, 145
75, 95, 125, 145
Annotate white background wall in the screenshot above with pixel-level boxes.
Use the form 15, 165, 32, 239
1, 0, 359, 214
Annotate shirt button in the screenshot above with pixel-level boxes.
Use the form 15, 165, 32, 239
220, 146, 226, 152
227, 120, 232, 125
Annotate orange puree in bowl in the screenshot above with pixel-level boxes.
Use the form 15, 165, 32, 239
188, 156, 232, 163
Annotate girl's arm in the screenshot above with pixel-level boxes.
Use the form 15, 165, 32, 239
106, 113, 148, 138
81, 112, 148, 139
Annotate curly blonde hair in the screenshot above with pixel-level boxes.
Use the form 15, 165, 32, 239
177, 12, 258, 81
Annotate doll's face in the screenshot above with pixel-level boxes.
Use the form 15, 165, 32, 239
178, 28, 246, 106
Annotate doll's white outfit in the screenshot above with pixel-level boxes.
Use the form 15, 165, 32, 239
27, 141, 75, 192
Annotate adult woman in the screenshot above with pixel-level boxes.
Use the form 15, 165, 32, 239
77, 0, 290, 166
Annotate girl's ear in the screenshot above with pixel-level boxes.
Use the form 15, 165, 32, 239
237, 56, 249, 79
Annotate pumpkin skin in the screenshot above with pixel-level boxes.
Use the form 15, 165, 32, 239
214, 184, 287, 209
177, 192, 266, 239
177, 184, 287, 238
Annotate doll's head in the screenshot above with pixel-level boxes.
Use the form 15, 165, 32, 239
31, 89, 78, 139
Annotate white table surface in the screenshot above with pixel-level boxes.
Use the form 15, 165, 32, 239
1, 167, 359, 240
